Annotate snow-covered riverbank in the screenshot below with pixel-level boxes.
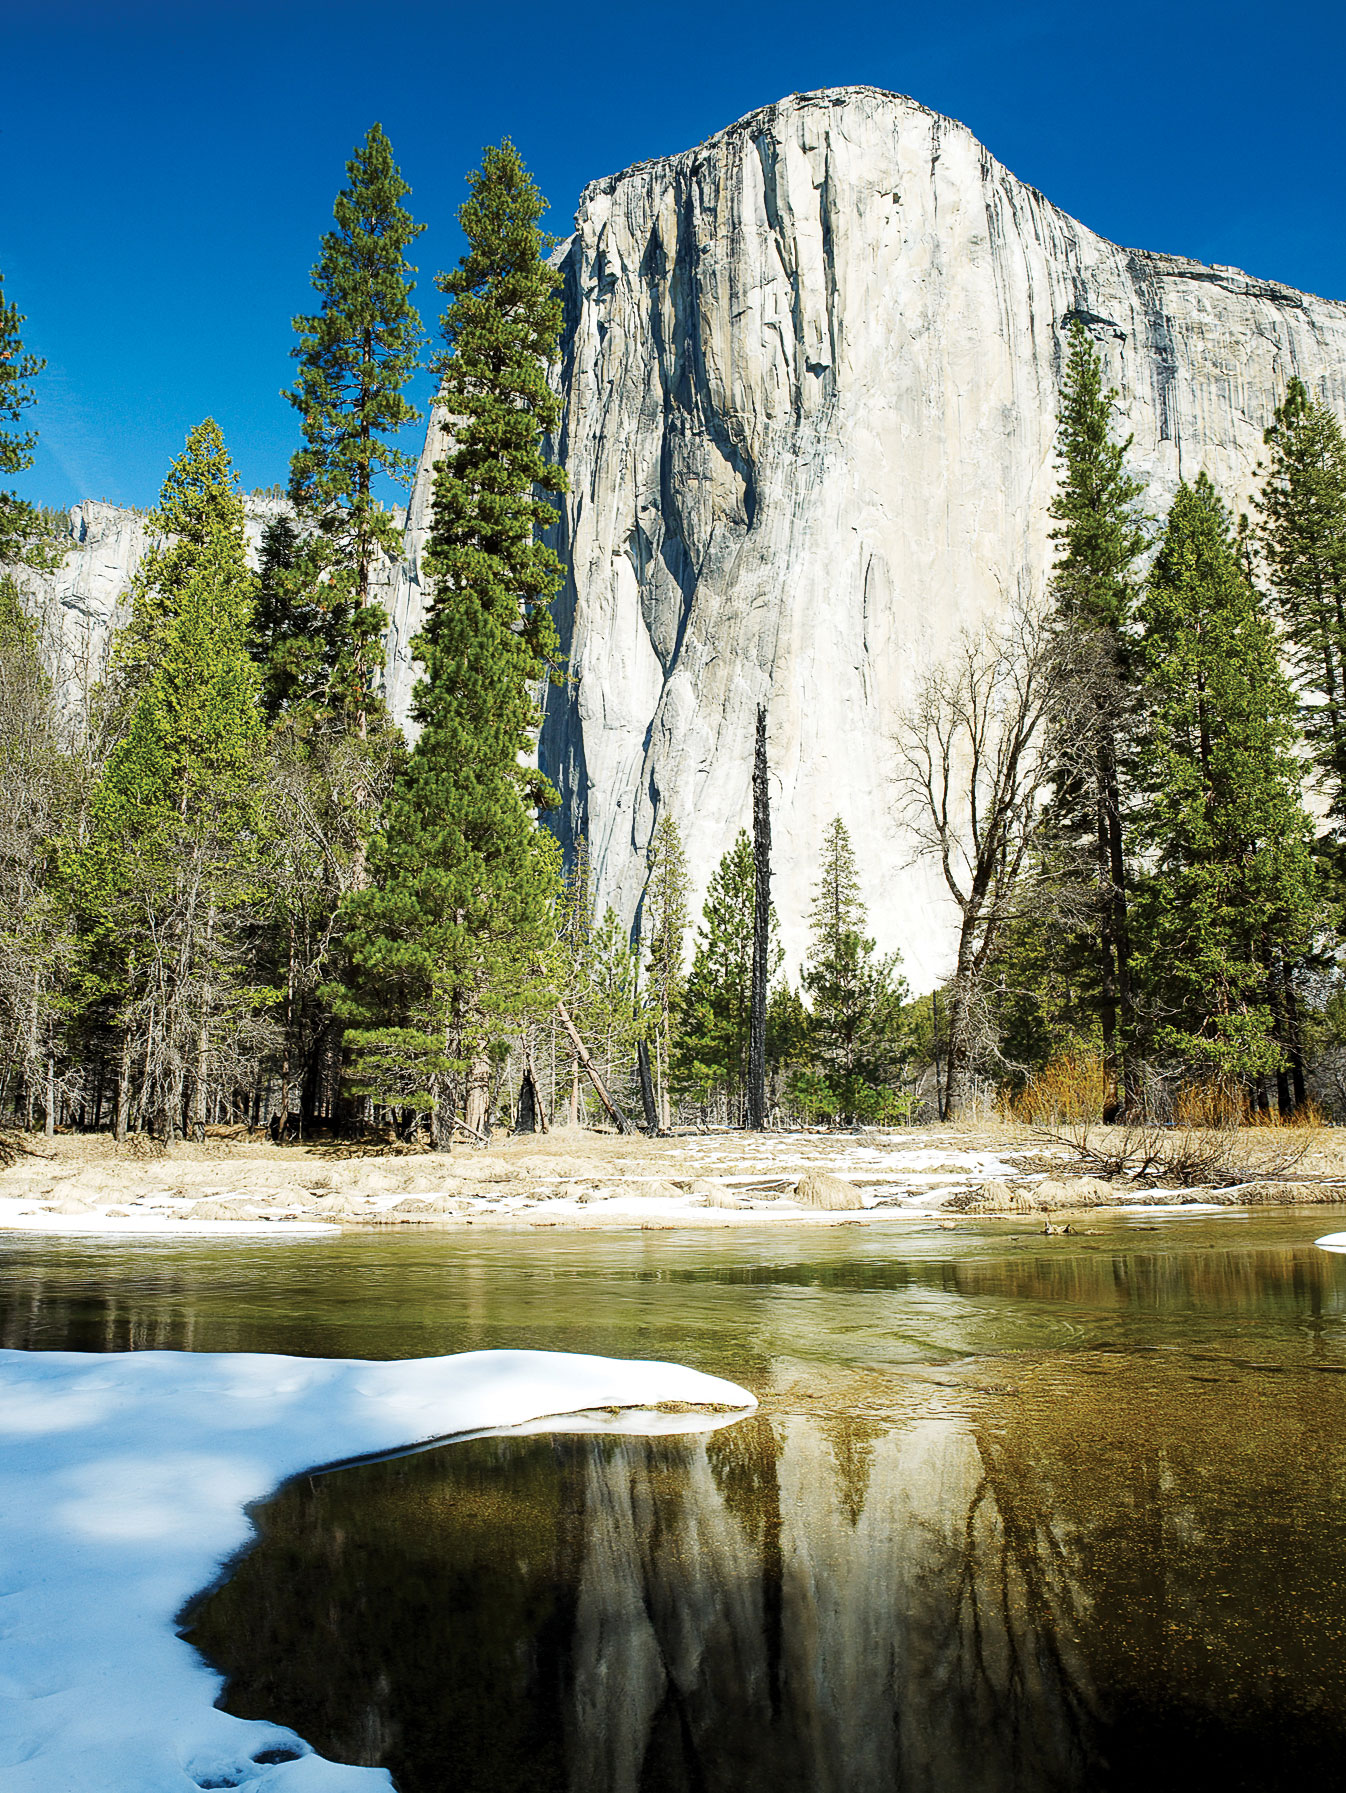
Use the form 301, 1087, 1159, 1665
0, 1347, 755, 1790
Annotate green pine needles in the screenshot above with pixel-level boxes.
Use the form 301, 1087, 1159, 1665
798, 818, 909, 1122
1255, 376, 1346, 823
1133, 474, 1319, 1087
0, 267, 65, 574
69, 420, 266, 1139
333, 141, 567, 1135
283, 123, 425, 732
1046, 321, 1149, 1104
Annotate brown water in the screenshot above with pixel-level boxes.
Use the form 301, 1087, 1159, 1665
3, 1209, 1346, 1792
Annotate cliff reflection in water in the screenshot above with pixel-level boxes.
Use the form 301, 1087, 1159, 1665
188, 1338, 1346, 1793
190, 1400, 1089, 1793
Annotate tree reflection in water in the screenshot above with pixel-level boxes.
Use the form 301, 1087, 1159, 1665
187, 1338, 1346, 1793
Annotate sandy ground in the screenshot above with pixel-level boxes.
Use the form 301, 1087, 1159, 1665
1, 1120, 1344, 1236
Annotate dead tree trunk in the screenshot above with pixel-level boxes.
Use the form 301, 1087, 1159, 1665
556, 1000, 633, 1134
637, 1038, 658, 1132
747, 705, 771, 1130
515, 1041, 550, 1135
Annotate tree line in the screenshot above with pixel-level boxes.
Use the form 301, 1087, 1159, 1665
2, 125, 1346, 1137
898, 326, 1346, 1122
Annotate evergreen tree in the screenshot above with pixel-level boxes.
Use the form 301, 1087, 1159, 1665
252, 513, 323, 724
678, 832, 781, 1120
333, 141, 565, 1139
285, 124, 424, 732
765, 983, 810, 1112
798, 817, 909, 1120
0, 578, 76, 1129
1046, 320, 1148, 1104
1254, 377, 1346, 821
1132, 475, 1319, 1104
643, 813, 690, 1129
0, 268, 63, 573
67, 421, 266, 1139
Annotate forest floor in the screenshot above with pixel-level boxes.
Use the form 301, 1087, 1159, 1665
2, 1120, 1346, 1234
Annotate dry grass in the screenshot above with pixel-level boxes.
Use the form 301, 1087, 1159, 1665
1032, 1117, 1310, 1188
1003, 1052, 1329, 1188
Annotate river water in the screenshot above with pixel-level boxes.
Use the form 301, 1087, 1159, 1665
3, 1210, 1345, 1792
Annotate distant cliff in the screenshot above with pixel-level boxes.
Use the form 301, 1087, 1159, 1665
527, 85, 1346, 983
27, 87, 1346, 985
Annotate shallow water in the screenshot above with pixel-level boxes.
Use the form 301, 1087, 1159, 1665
5, 1209, 1346, 1792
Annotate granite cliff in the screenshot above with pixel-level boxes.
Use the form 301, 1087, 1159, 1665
520, 84, 1346, 983
25, 87, 1346, 984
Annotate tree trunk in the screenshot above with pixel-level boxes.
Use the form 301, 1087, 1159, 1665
556, 999, 634, 1133
748, 705, 771, 1130
114, 1027, 132, 1142
637, 1038, 658, 1132
658, 1020, 672, 1131
279, 920, 295, 1135
44, 1049, 55, 1139
191, 903, 216, 1143
464, 1049, 492, 1140
1284, 979, 1308, 1109
942, 958, 975, 1121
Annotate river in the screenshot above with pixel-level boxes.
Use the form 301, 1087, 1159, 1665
3, 1209, 1344, 1792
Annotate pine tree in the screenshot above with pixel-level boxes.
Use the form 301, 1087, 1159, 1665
0, 578, 75, 1129
0, 269, 63, 573
285, 124, 425, 733
67, 420, 266, 1139
333, 141, 565, 1140
678, 832, 781, 1121
643, 813, 690, 1129
1047, 320, 1149, 1105
1254, 378, 1346, 821
799, 818, 909, 1122
1132, 475, 1319, 1105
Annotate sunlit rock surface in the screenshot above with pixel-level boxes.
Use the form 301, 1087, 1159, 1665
22, 86, 1346, 984
521, 84, 1346, 983
21, 493, 298, 713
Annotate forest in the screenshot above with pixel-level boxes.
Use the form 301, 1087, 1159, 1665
2, 124, 1346, 1143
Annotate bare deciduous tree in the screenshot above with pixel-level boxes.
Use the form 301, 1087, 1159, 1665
895, 604, 1087, 1118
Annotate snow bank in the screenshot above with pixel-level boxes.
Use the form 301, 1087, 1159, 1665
0, 1347, 755, 1790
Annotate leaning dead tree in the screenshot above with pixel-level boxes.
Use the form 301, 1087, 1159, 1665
894, 604, 1086, 1119
747, 706, 771, 1129
555, 998, 634, 1133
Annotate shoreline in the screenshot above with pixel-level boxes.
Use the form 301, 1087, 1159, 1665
2, 1125, 1343, 1239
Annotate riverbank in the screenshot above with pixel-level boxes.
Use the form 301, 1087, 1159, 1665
1, 1122, 1344, 1234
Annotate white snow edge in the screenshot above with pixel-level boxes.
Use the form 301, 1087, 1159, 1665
0, 1346, 756, 1791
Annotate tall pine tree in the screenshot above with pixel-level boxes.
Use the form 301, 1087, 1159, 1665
333, 141, 565, 1140
284, 124, 424, 733
1254, 377, 1346, 824
0, 268, 63, 574
799, 817, 909, 1122
68, 421, 266, 1139
1047, 320, 1148, 1106
1133, 475, 1318, 1108
678, 832, 781, 1121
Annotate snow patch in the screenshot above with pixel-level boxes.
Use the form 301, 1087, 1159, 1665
0, 1347, 755, 1790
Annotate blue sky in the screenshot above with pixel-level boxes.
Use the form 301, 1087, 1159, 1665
4, 0, 1344, 513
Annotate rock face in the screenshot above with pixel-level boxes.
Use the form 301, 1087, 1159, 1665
527, 85, 1346, 983
21, 493, 298, 712
23, 86, 1346, 988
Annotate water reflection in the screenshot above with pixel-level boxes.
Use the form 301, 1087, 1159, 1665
9, 1217, 1346, 1789
186, 1343, 1346, 1793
